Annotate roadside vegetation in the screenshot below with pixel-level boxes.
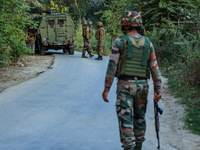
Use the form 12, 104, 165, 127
0, 0, 199, 134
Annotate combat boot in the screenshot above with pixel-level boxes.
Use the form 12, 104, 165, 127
95, 56, 103, 60
82, 54, 88, 58
87, 49, 94, 58
89, 53, 94, 58
124, 147, 134, 150
135, 143, 142, 150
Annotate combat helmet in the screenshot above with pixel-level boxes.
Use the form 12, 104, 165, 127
97, 21, 103, 27
121, 11, 142, 27
87, 20, 93, 25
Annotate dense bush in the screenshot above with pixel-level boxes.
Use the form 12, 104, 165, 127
149, 27, 200, 134
0, 0, 33, 67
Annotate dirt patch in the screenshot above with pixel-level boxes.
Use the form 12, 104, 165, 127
160, 76, 200, 150
0, 54, 54, 93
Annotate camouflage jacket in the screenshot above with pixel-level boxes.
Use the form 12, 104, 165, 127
83, 26, 92, 40
104, 33, 162, 93
95, 27, 105, 45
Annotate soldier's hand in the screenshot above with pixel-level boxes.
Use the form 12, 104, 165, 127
99, 44, 101, 47
154, 92, 162, 102
102, 90, 109, 103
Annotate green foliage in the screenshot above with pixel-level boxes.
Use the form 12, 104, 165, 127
0, 0, 33, 66
135, 0, 198, 31
96, 0, 127, 41
102, 33, 112, 56
147, 26, 189, 64
185, 106, 200, 135
156, 30, 200, 135
74, 21, 84, 52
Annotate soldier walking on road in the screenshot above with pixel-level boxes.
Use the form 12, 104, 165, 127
95, 21, 105, 60
26, 26, 36, 50
82, 21, 94, 58
102, 11, 162, 150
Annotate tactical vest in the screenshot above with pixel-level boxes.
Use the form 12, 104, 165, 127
82, 26, 91, 39
115, 35, 151, 79
95, 28, 105, 40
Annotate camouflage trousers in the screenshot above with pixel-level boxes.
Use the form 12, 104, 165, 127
116, 79, 149, 150
97, 41, 104, 56
82, 38, 92, 54
26, 36, 35, 50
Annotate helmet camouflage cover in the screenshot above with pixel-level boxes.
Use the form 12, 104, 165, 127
121, 11, 142, 27
87, 20, 93, 25
97, 21, 103, 27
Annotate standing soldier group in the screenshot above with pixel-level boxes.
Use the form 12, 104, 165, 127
82, 20, 105, 60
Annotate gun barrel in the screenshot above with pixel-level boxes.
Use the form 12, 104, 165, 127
154, 102, 163, 150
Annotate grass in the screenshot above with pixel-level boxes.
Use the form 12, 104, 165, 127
162, 68, 200, 135
185, 106, 200, 135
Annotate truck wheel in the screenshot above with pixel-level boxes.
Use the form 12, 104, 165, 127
35, 36, 40, 54
63, 48, 68, 54
68, 44, 74, 55
35, 46, 39, 54
69, 48, 74, 55
40, 47, 46, 55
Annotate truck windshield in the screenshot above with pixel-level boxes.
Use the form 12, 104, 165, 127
58, 19, 65, 27
48, 19, 55, 27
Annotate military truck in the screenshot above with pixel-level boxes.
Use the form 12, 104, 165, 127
35, 13, 75, 55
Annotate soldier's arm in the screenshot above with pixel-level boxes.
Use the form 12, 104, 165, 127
104, 37, 122, 92
149, 42, 162, 94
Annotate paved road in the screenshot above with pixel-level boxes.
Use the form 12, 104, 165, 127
0, 51, 172, 150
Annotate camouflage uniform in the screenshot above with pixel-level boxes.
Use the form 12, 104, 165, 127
26, 26, 36, 50
82, 21, 94, 58
103, 11, 162, 150
95, 21, 105, 60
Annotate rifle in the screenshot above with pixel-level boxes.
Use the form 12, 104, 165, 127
154, 101, 163, 150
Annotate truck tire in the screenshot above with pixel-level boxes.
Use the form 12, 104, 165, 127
63, 48, 68, 54
68, 44, 74, 55
69, 48, 74, 55
40, 47, 46, 55
35, 36, 40, 54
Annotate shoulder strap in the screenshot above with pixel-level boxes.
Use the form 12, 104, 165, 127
142, 37, 150, 66
121, 36, 126, 53
123, 35, 132, 58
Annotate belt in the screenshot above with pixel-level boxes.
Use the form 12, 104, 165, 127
118, 75, 148, 81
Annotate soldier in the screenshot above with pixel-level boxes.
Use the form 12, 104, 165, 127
102, 11, 162, 150
95, 21, 105, 60
82, 21, 94, 58
26, 26, 36, 50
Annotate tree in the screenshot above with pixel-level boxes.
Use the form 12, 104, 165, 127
0, 0, 34, 66
96, 0, 128, 42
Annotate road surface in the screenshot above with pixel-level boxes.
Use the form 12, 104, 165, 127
0, 52, 199, 150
